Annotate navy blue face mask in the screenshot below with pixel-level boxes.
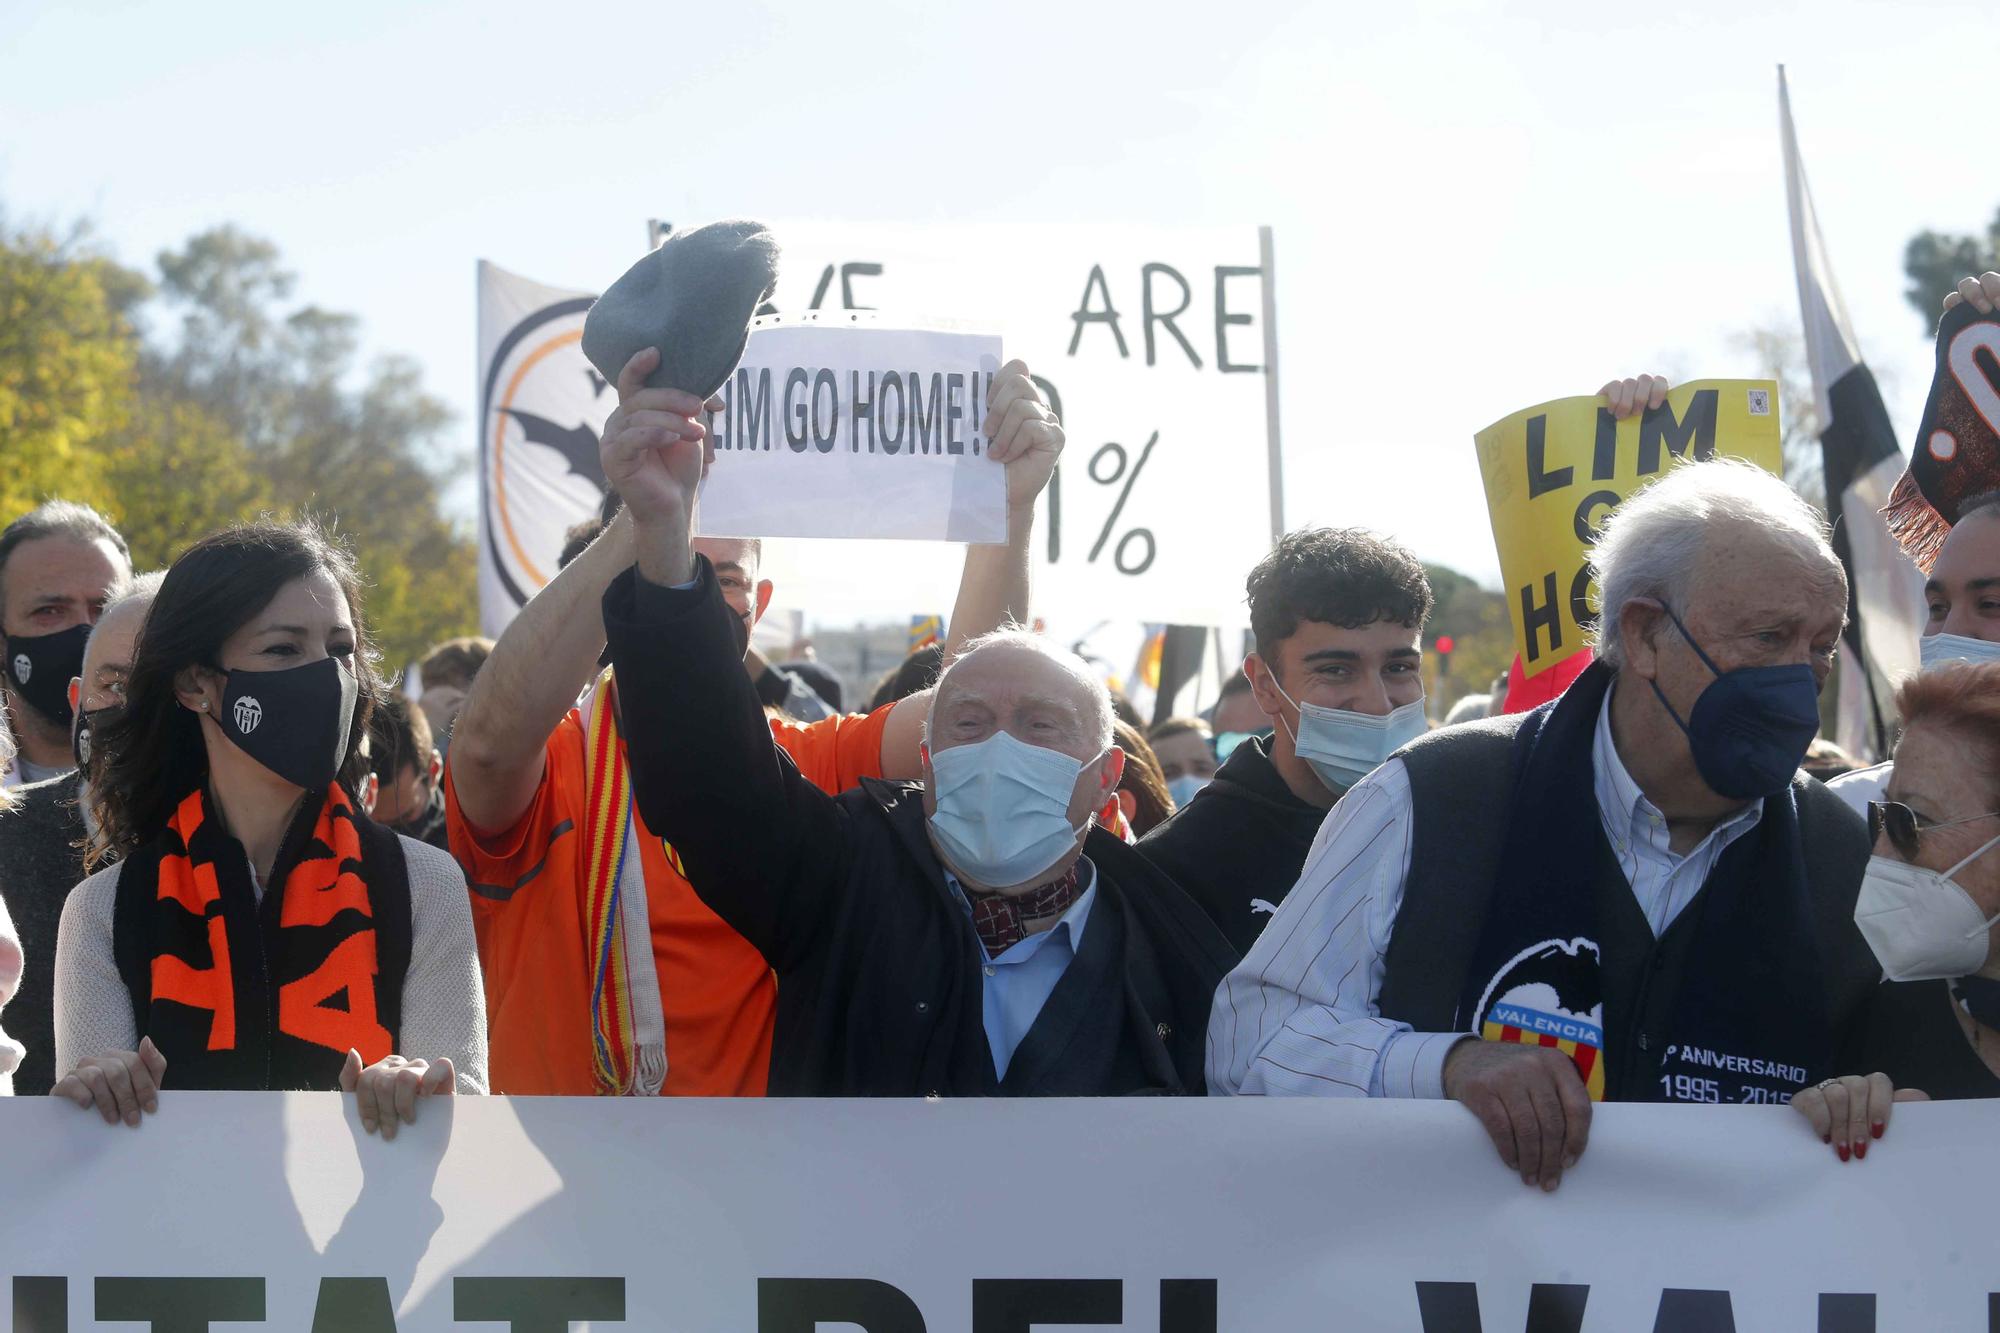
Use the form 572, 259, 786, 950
1648, 606, 1821, 801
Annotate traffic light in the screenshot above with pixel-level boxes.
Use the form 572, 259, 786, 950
1434, 634, 1455, 677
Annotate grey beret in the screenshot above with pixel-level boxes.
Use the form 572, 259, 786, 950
581, 219, 781, 398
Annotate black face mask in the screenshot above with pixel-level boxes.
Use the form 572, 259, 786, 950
1955, 975, 2000, 1032
5, 623, 92, 730
73, 702, 123, 772
211, 656, 359, 793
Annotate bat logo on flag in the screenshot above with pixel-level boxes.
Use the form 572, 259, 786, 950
501, 408, 605, 492
1470, 936, 1608, 1101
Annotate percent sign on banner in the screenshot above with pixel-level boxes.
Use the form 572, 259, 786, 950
1049, 431, 1161, 575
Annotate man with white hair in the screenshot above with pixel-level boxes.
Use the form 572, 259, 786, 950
1210, 440, 1885, 1185
0, 569, 161, 1096
597, 399, 1235, 1095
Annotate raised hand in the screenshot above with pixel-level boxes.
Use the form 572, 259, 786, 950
1941, 272, 2000, 315
982, 359, 1065, 512
599, 346, 721, 529
1599, 374, 1670, 421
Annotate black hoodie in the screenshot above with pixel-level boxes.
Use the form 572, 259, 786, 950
1136, 735, 1331, 954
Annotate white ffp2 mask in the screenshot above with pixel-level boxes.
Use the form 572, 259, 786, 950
1854, 833, 2000, 981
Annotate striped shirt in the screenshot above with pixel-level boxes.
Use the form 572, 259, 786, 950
1205, 683, 1763, 1098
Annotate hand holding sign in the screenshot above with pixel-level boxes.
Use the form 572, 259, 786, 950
983, 358, 1066, 512
1940, 271, 2000, 315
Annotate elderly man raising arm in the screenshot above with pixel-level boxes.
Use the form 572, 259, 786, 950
447, 347, 1067, 1097
1210, 396, 1888, 1187
597, 366, 1236, 1096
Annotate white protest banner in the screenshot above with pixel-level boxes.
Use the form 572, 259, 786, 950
731, 223, 1279, 627
698, 318, 1006, 543
473, 261, 605, 638
6, 1094, 1999, 1330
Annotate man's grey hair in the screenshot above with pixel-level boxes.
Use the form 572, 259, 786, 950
1589, 458, 1839, 670
0, 500, 132, 620
925, 627, 1115, 751
102, 570, 166, 620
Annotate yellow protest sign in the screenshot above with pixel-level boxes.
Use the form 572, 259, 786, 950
1474, 380, 1782, 678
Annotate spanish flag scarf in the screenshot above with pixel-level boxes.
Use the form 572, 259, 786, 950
579, 669, 669, 1096
112, 783, 411, 1090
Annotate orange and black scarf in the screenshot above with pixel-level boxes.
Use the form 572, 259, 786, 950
112, 784, 411, 1090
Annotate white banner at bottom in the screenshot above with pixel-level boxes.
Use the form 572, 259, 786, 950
2, 1094, 1997, 1331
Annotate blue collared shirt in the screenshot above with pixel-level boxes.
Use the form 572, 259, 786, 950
947, 860, 1098, 1081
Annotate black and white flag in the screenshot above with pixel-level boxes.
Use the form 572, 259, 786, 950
1780, 68, 1924, 762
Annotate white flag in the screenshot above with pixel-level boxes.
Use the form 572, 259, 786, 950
475, 261, 604, 637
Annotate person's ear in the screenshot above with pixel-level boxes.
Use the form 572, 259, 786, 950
426, 748, 444, 783
752, 579, 774, 626
1620, 598, 1669, 683
356, 771, 380, 817
174, 664, 219, 718
1098, 744, 1127, 796
1244, 652, 1287, 720
68, 678, 81, 713
1116, 789, 1138, 822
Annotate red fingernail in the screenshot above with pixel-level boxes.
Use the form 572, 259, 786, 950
1836, 1143, 1851, 1162
1871, 1122, 1885, 1139
1854, 1141, 1867, 1160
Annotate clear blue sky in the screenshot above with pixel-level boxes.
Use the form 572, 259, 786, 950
3, 0, 1994, 587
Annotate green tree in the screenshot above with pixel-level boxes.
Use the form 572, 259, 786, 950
147, 228, 476, 666
0, 221, 141, 515
1904, 205, 1999, 331
1421, 563, 1512, 715
96, 392, 274, 572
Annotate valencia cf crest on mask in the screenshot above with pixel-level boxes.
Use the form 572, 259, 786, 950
1469, 937, 1607, 1100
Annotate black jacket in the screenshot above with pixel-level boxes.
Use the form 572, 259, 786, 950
603, 560, 1238, 1096
0, 775, 88, 1095
1136, 736, 1328, 954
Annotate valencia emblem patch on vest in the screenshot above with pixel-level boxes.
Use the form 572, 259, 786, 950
1470, 937, 1607, 1101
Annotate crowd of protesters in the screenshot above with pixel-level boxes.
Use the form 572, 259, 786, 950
2, 272, 1999, 1187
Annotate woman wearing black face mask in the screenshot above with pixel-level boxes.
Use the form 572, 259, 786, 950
51, 522, 487, 1135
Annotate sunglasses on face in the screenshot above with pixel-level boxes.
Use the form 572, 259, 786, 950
1868, 800, 2000, 861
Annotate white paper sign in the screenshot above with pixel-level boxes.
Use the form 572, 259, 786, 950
742, 223, 1278, 627
7, 1094, 2000, 1331
697, 319, 1006, 543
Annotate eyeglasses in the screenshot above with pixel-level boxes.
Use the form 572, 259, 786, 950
1868, 800, 2000, 861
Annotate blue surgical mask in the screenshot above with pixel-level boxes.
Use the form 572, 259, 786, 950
1214, 729, 1268, 761
1921, 631, 2000, 672
1648, 607, 1821, 801
1270, 677, 1429, 794
1166, 773, 1210, 807
927, 730, 1095, 890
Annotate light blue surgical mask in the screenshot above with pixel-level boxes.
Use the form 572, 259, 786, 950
1270, 677, 1429, 794
1166, 773, 1210, 808
927, 730, 1096, 890
1920, 631, 2000, 672
1214, 729, 1268, 761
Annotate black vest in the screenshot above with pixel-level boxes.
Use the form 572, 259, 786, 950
1376, 708, 1879, 1100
